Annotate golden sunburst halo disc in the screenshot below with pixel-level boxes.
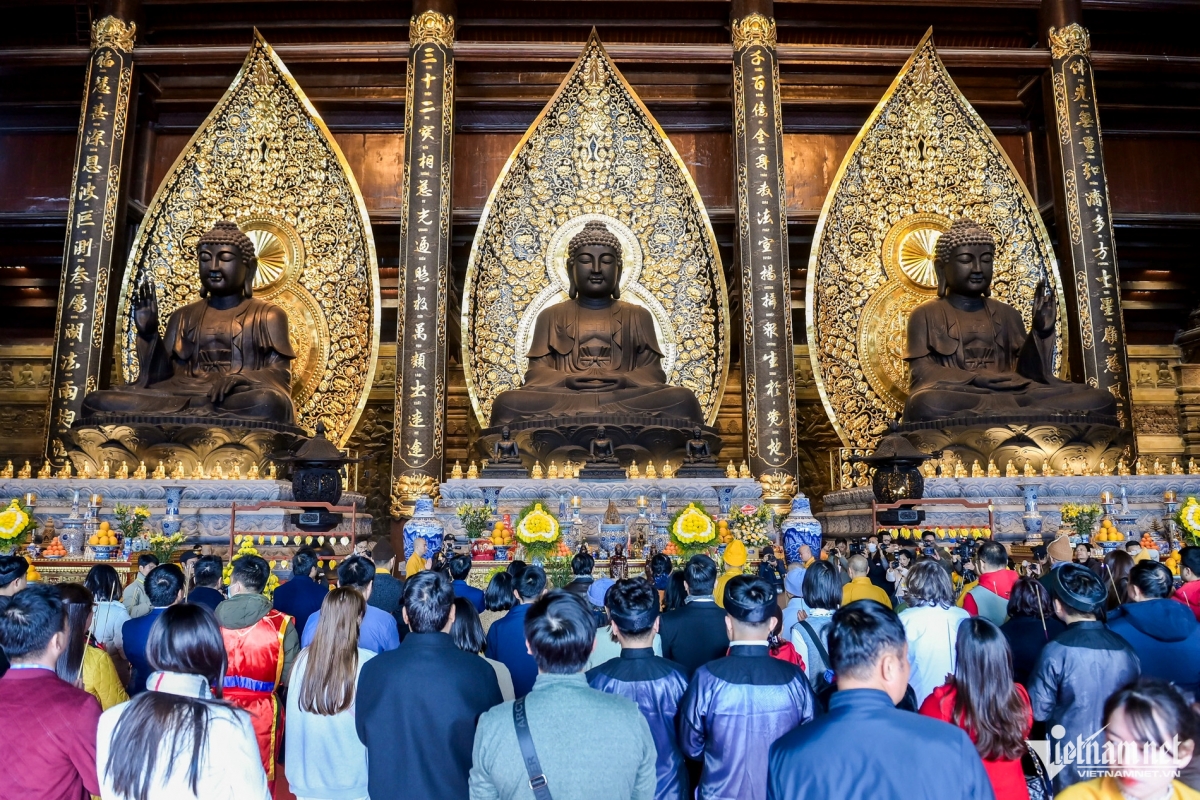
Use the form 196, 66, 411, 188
898, 227, 941, 289
882, 212, 952, 291
245, 229, 287, 289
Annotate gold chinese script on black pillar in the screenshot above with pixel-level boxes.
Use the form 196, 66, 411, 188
47, 17, 135, 457
732, 14, 798, 483
393, 11, 455, 512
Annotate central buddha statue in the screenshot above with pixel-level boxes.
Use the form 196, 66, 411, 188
81, 220, 296, 425
488, 221, 704, 427
902, 218, 1116, 423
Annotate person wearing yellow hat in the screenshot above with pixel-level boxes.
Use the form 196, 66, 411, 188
714, 540, 747, 608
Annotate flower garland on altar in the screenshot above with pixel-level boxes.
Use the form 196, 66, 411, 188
669, 503, 717, 557
0, 498, 35, 550
1178, 497, 1200, 546
727, 504, 776, 548
514, 502, 562, 560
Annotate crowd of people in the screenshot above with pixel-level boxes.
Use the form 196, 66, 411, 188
1, 531, 1200, 800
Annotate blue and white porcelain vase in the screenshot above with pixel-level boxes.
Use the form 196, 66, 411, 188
160, 485, 185, 537
599, 524, 627, 557
780, 495, 823, 564
403, 495, 445, 559
1020, 484, 1043, 538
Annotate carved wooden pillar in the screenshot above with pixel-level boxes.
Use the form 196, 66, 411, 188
1041, 0, 1133, 430
731, 0, 799, 507
45, 1, 140, 461
391, 1, 455, 517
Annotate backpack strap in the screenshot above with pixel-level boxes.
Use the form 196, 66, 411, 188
513, 697, 554, 800
799, 619, 831, 668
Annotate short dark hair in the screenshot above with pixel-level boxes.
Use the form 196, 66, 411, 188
605, 578, 659, 637
802, 560, 842, 612
977, 541, 1007, 569
1103, 678, 1199, 750
683, 554, 717, 595
449, 554, 472, 581
403, 570, 455, 633
337, 555, 375, 591
230, 555, 270, 594
371, 539, 396, 566
137, 553, 161, 569
485, 571, 516, 613
146, 603, 228, 689
905, 560, 955, 608
449, 596, 485, 654
292, 547, 318, 578
828, 599, 907, 681
0, 555, 29, 588
1052, 562, 1108, 619
724, 574, 776, 624
515, 564, 548, 600
1126, 540, 1139, 552
85, 563, 123, 603
650, 553, 672, 578
1181, 546, 1200, 578
193, 555, 223, 589
0, 584, 64, 659
506, 560, 527, 580
145, 564, 185, 607
525, 590, 597, 674
571, 551, 595, 577
1007, 577, 1053, 619
1129, 560, 1174, 600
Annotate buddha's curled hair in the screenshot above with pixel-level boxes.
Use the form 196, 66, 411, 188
933, 218, 995, 266
567, 221, 623, 299
197, 220, 258, 298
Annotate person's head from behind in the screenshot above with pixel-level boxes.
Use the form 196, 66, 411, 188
0, 555, 29, 597
106, 604, 228, 800
337, 555, 375, 601
951, 617, 1028, 761
663, 570, 687, 611
507, 559, 528, 581
1127, 561, 1174, 603
55, 583, 94, 686
571, 550, 595, 577
228, 555, 270, 596
302, 587, 366, 716
683, 554, 717, 597
524, 590, 597, 675
402, 570, 455, 633
450, 596, 486, 654
146, 563, 185, 608
137, 553, 160, 577
292, 547, 319, 579
371, 539, 396, 572
802, 560, 842, 612
1050, 562, 1108, 622
828, 600, 910, 704
847, 554, 869, 579
0, 584, 66, 666
1180, 547, 1200, 583
976, 541, 1008, 575
1006, 576, 1053, 621
905, 560, 955, 608
514, 564, 548, 604
650, 553, 672, 580
722, 575, 776, 642
192, 555, 223, 590
449, 553, 472, 582
485, 570, 516, 613
606, 578, 659, 647
85, 563, 123, 603
1102, 679, 1198, 799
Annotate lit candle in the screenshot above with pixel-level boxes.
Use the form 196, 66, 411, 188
23, 492, 36, 508
89, 493, 102, 506
637, 495, 648, 509
571, 496, 582, 509
1100, 491, 1113, 504
1164, 490, 1178, 503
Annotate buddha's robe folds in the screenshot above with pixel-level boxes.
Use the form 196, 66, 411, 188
901, 297, 1117, 423
489, 299, 704, 426
82, 297, 295, 423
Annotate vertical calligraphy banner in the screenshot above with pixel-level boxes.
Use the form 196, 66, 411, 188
391, 10, 455, 516
45, 16, 136, 461
732, 13, 799, 500
1048, 23, 1133, 429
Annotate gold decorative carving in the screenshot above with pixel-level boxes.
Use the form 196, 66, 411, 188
731, 13, 777, 50
807, 30, 1064, 449
462, 31, 729, 427
410, 10, 455, 47
115, 33, 380, 446
759, 470, 796, 500
391, 473, 440, 517
1048, 24, 1091, 60
91, 16, 135, 53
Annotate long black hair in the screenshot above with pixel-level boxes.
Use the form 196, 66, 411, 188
104, 604, 231, 800
55, 583, 93, 687
84, 564, 123, 603
950, 617, 1029, 761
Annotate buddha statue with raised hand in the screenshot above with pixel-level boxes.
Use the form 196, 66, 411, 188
82, 220, 296, 424
488, 220, 704, 426
902, 218, 1116, 423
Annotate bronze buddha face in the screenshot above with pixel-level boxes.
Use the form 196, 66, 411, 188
940, 242, 994, 299
569, 242, 620, 301
198, 242, 250, 298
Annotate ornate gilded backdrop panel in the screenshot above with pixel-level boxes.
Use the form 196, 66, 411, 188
462, 31, 729, 427
806, 30, 1066, 450
116, 32, 380, 446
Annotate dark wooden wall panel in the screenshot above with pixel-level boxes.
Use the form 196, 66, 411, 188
1105, 138, 1200, 216
453, 133, 522, 211
0, 133, 75, 213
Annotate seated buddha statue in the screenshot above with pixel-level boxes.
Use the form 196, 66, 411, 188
902, 218, 1117, 423
81, 220, 296, 424
488, 221, 704, 427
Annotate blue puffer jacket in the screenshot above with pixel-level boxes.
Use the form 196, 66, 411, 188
1109, 598, 1200, 701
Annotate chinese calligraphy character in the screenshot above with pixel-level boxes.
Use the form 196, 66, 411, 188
765, 380, 781, 397
1105, 354, 1123, 374
77, 182, 97, 201
1094, 244, 1110, 263
1069, 60, 1085, 75
754, 153, 770, 170
415, 236, 431, 253
1082, 163, 1100, 180
1100, 297, 1115, 317
749, 50, 765, 66
419, 126, 434, 141
407, 439, 425, 458
758, 237, 773, 253
416, 180, 432, 198
414, 266, 430, 283
1102, 326, 1118, 346
419, 101, 437, 115
413, 323, 427, 341
76, 211, 94, 227
1073, 84, 1089, 101
84, 129, 106, 148
756, 181, 772, 197
762, 351, 778, 368
1093, 214, 1106, 234
1076, 111, 1094, 129
418, 154, 434, 169
767, 439, 784, 457
751, 101, 767, 118
1085, 189, 1104, 208
760, 265, 776, 282
422, 72, 436, 89
762, 321, 778, 339
64, 324, 83, 342
752, 128, 769, 144
56, 409, 76, 428
752, 75, 765, 91
416, 208, 432, 225
409, 409, 425, 427
1081, 136, 1096, 155
410, 352, 426, 369
93, 76, 111, 95
69, 266, 91, 285
762, 292, 777, 309
57, 382, 78, 401
68, 294, 87, 313
60, 352, 79, 371
766, 408, 783, 427
73, 239, 93, 257
756, 209, 772, 225
81, 157, 102, 175
91, 103, 108, 120
409, 382, 427, 398
413, 295, 428, 311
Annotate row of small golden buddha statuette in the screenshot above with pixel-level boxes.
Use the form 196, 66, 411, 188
448, 459, 756, 481
921, 454, 1199, 479
0, 458, 278, 481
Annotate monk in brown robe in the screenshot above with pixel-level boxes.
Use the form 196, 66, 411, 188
902, 218, 1116, 423
488, 221, 704, 426
82, 220, 295, 423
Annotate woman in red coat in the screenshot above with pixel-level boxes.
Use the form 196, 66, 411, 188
920, 617, 1033, 800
